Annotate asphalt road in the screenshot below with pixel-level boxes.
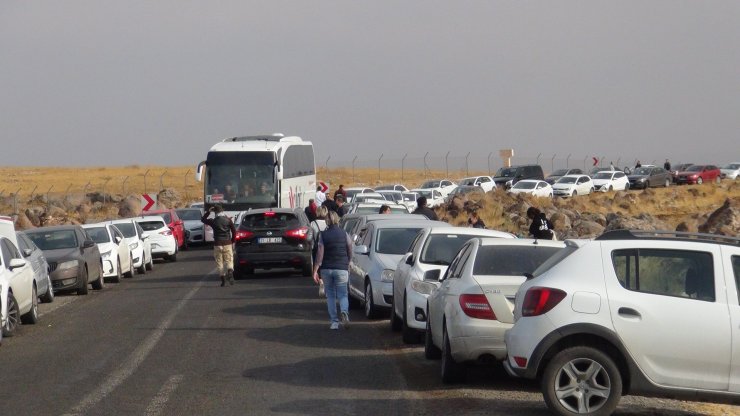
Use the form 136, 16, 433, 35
0, 247, 734, 416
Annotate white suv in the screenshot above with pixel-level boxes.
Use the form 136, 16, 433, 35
505, 230, 740, 415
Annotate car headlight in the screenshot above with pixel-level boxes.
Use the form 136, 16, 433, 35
100, 250, 112, 259
129, 242, 139, 250
58, 260, 78, 271
638, 178, 646, 182
411, 279, 436, 295
381, 269, 395, 282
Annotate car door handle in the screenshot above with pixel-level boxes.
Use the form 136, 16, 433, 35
618, 307, 641, 319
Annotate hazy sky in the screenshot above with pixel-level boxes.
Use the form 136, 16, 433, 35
2, 1, 739, 169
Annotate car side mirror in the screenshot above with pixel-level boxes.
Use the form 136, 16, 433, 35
22, 248, 32, 258
141, 232, 150, 240
405, 253, 414, 265
8, 258, 27, 270
82, 240, 96, 249
423, 269, 441, 282
114, 236, 123, 244
353, 245, 369, 255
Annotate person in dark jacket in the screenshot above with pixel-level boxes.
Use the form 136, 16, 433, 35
322, 194, 339, 214
527, 207, 555, 240
312, 210, 353, 330
467, 211, 486, 229
333, 184, 347, 201
412, 196, 438, 220
334, 195, 347, 217
304, 199, 317, 222
201, 205, 237, 286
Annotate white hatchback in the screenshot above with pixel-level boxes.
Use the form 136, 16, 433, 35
458, 176, 496, 193
552, 174, 595, 197
508, 180, 553, 198
425, 238, 564, 383
134, 216, 177, 262
591, 170, 629, 192
106, 219, 154, 272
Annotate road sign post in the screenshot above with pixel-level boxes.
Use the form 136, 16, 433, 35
141, 194, 158, 211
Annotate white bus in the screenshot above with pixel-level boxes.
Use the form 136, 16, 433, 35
195, 134, 316, 214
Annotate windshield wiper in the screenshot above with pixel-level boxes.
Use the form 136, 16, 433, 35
424, 260, 450, 265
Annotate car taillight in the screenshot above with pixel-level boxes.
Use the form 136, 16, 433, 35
160, 230, 172, 236
235, 230, 254, 242
522, 287, 567, 317
284, 226, 308, 239
459, 294, 496, 320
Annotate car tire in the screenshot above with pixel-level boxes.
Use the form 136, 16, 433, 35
390, 294, 402, 332
145, 253, 154, 271
715, 175, 721, 184
21, 285, 39, 325
124, 254, 134, 278
92, 267, 105, 290
645, 181, 650, 189
441, 323, 466, 383
402, 294, 421, 344
77, 266, 89, 295
40, 275, 54, 303
364, 281, 380, 319
137, 255, 146, 275
571, 190, 577, 197
664, 178, 671, 187
697, 177, 703, 185
608, 186, 613, 192
624, 182, 630, 190
424, 310, 441, 360
111, 258, 122, 283
3, 292, 20, 337
541, 346, 622, 416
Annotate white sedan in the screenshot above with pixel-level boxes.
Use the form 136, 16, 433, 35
458, 176, 496, 193
1, 217, 39, 338
417, 179, 458, 199
591, 170, 630, 192
410, 189, 445, 208
507, 180, 553, 197
425, 238, 564, 383
81, 223, 134, 282
720, 162, 740, 180
552, 174, 595, 197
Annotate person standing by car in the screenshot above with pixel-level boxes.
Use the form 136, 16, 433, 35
201, 205, 237, 286
527, 207, 555, 240
333, 184, 347, 201
304, 199, 317, 222
315, 185, 327, 205
664, 159, 672, 171
312, 210, 352, 330
334, 195, 347, 217
413, 196, 438, 220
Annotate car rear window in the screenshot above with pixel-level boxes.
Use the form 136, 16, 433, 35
513, 181, 536, 189
375, 228, 424, 255
114, 223, 136, 237
242, 212, 300, 229
138, 221, 166, 231
27, 230, 79, 250
420, 234, 482, 265
474, 245, 562, 276
86, 227, 111, 244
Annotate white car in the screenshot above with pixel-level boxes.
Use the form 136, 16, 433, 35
458, 176, 496, 193
552, 174, 595, 197
391, 226, 515, 344
376, 190, 417, 212
418, 179, 458, 199
344, 187, 375, 203
351, 192, 386, 204
16, 232, 54, 304
425, 238, 564, 383
176, 208, 206, 245
507, 180, 553, 198
346, 203, 410, 215
134, 216, 178, 262
720, 162, 740, 180
0, 216, 39, 339
505, 230, 740, 415
410, 188, 445, 208
106, 219, 154, 272
82, 223, 134, 282
591, 170, 629, 192
375, 184, 410, 192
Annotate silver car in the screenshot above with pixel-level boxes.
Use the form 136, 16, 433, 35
176, 208, 206, 245
17, 232, 54, 303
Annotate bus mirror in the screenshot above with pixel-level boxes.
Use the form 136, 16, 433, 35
195, 161, 205, 182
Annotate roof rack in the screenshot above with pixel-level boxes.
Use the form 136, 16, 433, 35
222, 134, 284, 143
595, 229, 740, 246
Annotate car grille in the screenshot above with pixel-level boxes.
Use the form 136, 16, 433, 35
48, 262, 57, 273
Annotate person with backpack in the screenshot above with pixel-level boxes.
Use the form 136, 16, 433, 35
527, 207, 556, 240
312, 210, 352, 330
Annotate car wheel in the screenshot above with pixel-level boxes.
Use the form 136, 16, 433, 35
390, 293, 402, 332
541, 346, 622, 416
137, 255, 146, 275
571, 190, 577, 197
364, 281, 380, 319
402, 294, 421, 344
424, 309, 441, 360
77, 266, 89, 295
715, 175, 721, 184
111, 258, 122, 283
664, 178, 670, 187
441, 323, 466, 383
124, 254, 134, 278
40, 275, 54, 303
2, 292, 20, 337
696, 177, 703, 185
145, 253, 154, 271
92, 266, 105, 290
21, 285, 39, 325
624, 182, 630, 190
608, 185, 613, 192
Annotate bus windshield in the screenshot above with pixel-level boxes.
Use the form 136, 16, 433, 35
205, 151, 278, 209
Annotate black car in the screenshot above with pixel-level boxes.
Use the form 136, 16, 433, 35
627, 166, 672, 189
233, 208, 313, 277
545, 168, 584, 185
492, 164, 545, 189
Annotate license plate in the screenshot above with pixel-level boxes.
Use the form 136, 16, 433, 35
258, 237, 283, 244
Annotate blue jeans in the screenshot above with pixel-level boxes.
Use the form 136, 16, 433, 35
320, 269, 349, 323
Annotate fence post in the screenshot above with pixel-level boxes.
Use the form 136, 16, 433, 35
13, 187, 21, 214
351, 155, 357, 184
583, 156, 588, 171
465, 152, 470, 176
65, 184, 72, 203
566, 153, 571, 168
423, 152, 429, 179
83, 182, 91, 204
551, 154, 557, 173
445, 151, 450, 178
159, 170, 168, 192
487, 152, 493, 176
324, 156, 330, 170
377, 153, 384, 183
143, 170, 150, 194
122, 176, 129, 195
102, 178, 111, 205
401, 153, 407, 182
536, 153, 542, 166
46, 186, 53, 211
29, 185, 38, 202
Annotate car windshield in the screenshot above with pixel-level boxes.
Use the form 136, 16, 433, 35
420, 180, 440, 188
458, 178, 476, 186
686, 165, 704, 172
513, 181, 537, 190
556, 177, 577, 184
722, 163, 740, 169
138, 221, 166, 231
593, 172, 614, 179
550, 169, 568, 176
114, 223, 137, 238
633, 167, 651, 175
85, 227, 111, 244
241, 212, 300, 229
375, 227, 424, 255
473, 245, 562, 276
495, 167, 516, 178
26, 230, 79, 250
176, 210, 202, 220
420, 234, 482, 265
415, 190, 432, 199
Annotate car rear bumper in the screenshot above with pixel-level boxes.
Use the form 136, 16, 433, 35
236, 250, 311, 270
149, 238, 177, 257
449, 321, 511, 362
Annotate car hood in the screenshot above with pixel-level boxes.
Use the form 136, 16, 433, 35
627, 174, 648, 180
552, 183, 575, 190
374, 253, 405, 270
43, 248, 80, 262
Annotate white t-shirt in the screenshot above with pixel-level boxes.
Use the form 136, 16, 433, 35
315, 190, 326, 205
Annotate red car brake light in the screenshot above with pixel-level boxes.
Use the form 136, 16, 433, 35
459, 294, 497, 320
522, 287, 567, 317
284, 226, 308, 240
235, 230, 254, 242
264, 211, 276, 217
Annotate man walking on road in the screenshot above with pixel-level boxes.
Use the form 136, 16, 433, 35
313, 210, 352, 330
201, 205, 237, 286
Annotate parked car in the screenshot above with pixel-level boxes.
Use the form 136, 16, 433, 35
457, 176, 496, 193
81, 223, 134, 282
505, 230, 740, 415
445, 185, 486, 203
670, 163, 694, 181
344, 187, 375, 203
674, 164, 722, 185
493, 165, 545, 189
507, 180, 553, 198
410, 189, 445, 208
134, 216, 177, 262
425, 238, 564, 383
107, 219, 154, 271
376, 190, 418, 212
418, 179, 458, 199
628, 166, 672, 189
591, 170, 630, 192
25, 225, 104, 295
346, 203, 409, 215
349, 218, 446, 319
545, 168, 583, 185
16, 232, 54, 303
375, 184, 410, 192
1, 218, 41, 338
552, 175, 595, 197
720, 162, 740, 180
587, 166, 613, 178
391, 226, 515, 344
340, 213, 429, 242
142, 209, 187, 249
176, 208, 206, 245
233, 208, 313, 277
351, 192, 386, 204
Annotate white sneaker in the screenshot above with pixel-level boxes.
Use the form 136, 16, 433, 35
329, 322, 339, 330
340, 311, 350, 328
